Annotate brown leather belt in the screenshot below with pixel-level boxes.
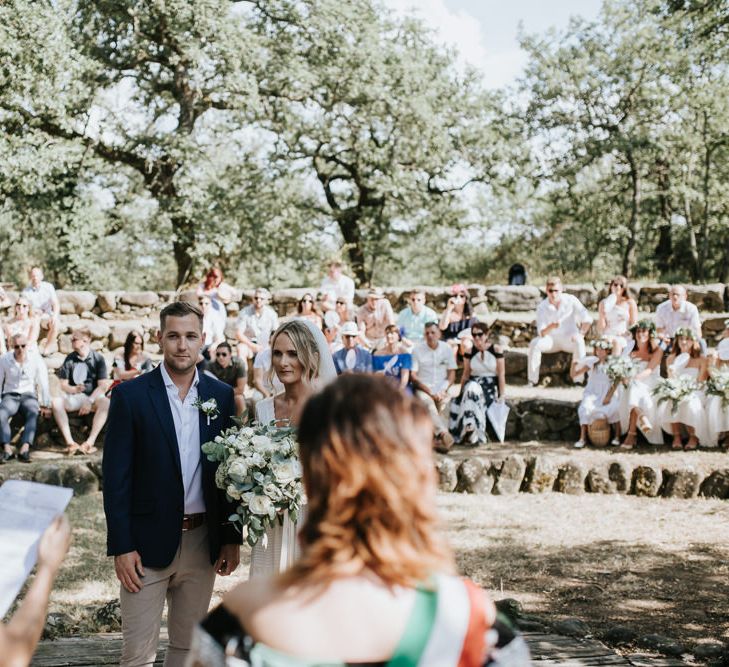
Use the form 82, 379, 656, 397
182, 513, 206, 531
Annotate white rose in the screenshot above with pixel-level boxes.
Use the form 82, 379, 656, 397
263, 483, 284, 501
226, 484, 242, 500
249, 494, 273, 515
251, 435, 276, 454
201, 399, 217, 412
227, 459, 249, 483
272, 459, 302, 484
240, 491, 254, 505
246, 452, 265, 467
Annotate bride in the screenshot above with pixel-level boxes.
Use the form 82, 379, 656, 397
249, 319, 337, 578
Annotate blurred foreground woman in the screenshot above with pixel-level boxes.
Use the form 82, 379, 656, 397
188, 375, 530, 666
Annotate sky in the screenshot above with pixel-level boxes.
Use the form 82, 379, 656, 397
381, 0, 604, 89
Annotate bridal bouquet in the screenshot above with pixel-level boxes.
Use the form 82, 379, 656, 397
202, 421, 304, 547
604, 356, 638, 384
653, 376, 700, 414
706, 368, 729, 409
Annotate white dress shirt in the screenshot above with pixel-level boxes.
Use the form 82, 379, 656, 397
236, 305, 279, 345
320, 274, 355, 303
412, 341, 457, 393
654, 299, 701, 338
0, 351, 51, 405
22, 281, 57, 315
160, 363, 205, 514
535, 294, 592, 337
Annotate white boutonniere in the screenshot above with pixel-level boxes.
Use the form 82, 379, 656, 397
194, 397, 219, 425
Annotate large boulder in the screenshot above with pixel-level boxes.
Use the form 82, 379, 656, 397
492, 455, 526, 495
485, 286, 541, 312
608, 461, 631, 493
434, 457, 458, 492
62, 463, 99, 495
586, 467, 616, 494
522, 456, 557, 493
638, 284, 670, 309
699, 469, 729, 499
686, 283, 725, 312
563, 284, 598, 309
457, 457, 495, 494
631, 465, 662, 497
57, 290, 97, 315
97, 291, 122, 313
34, 464, 63, 486
517, 399, 581, 441
119, 291, 159, 308
660, 468, 700, 499
84, 320, 111, 341
703, 316, 729, 344
109, 321, 146, 349
554, 460, 585, 495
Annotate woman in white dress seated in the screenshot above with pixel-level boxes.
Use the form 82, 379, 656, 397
706, 337, 729, 448
249, 319, 337, 578
659, 329, 709, 450
571, 338, 621, 448
619, 320, 664, 449
189, 375, 530, 666
597, 275, 638, 356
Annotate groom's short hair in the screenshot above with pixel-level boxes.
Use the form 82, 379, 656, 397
160, 301, 203, 332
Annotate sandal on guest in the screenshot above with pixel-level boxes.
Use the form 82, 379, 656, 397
620, 432, 637, 450
671, 439, 683, 450
573, 439, 586, 449
684, 438, 699, 451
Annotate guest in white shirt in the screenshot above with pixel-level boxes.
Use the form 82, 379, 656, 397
410, 323, 457, 451
527, 277, 593, 385
320, 260, 355, 305
22, 266, 61, 356
655, 285, 702, 351
235, 288, 279, 361
0, 333, 51, 463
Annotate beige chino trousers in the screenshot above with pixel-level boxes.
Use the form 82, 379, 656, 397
119, 523, 216, 667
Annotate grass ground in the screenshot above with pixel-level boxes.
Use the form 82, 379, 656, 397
34, 489, 729, 656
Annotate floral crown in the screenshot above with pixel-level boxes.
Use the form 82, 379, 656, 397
630, 319, 656, 336
593, 338, 613, 351
673, 327, 697, 341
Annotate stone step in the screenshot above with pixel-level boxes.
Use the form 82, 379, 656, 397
436, 442, 729, 500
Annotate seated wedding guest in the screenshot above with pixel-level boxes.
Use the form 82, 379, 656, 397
397, 289, 437, 345
618, 320, 664, 449
197, 267, 235, 332
706, 337, 729, 448
323, 319, 343, 354
236, 288, 279, 361
597, 276, 637, 355
190, 375, 530, 666
199, 294, 226, 358
0, 515, 71, 666
317, 291, 336, 314
296, 293, 323, 329
660, 328, 709, 450
251, 334, 284, 402
439, 283, 477, 345
655, 285, 702, 351
22, 266, 60, 356
111, 331, 153, 385
373, 325, 412, 392
334, 295, 354, 324
206, 342, 247, 417
410, 322, 457, 452
0, 333, 51, 463
4, 296, 40, 355
319, 259, 355, 305
51, 326, 111, 455
449, 322, 505, 447
527, 277, 592, 386
356, 288, 395, 349
571, 338, 621, 449
332, 321, 373, 375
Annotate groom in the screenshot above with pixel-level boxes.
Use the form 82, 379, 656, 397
103, 301, 241, 667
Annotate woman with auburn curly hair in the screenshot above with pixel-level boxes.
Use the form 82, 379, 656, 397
190, 375, 530, 666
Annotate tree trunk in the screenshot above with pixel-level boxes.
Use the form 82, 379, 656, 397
698, 115, 713, 281
338, 213, 368, 286
719, 226, 729, 284
622, 151, 641, 278
654, 157, 672, 274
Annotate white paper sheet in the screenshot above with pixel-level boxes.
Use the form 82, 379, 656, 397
0, 480, 72, 616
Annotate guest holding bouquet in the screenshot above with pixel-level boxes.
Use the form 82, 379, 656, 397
618, 320, 664, 448
704, 337, 729, 448
656, 328, 709, 450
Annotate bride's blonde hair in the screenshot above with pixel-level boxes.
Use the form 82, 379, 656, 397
282, 375, 454, 588
269, 320, 321, 386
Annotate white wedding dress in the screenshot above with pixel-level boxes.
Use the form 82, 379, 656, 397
248, 396, 303, 578
247, 319, 337, 579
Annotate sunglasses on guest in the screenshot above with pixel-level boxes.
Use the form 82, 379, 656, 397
14, 344, 26, 349
216, 351, 229, 357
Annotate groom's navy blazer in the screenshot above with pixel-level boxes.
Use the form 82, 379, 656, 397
103, 365, 241, 569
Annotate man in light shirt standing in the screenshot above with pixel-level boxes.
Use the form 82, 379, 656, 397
103, 301, 241, 667
527, 277, 593, 386
235, 288, 279, 362
655, 285, 703, 352
332, 322, 373, 374
0, 333, 51, 463
410, 323, 457, 451
22, 266, 61, 356
320, 260, 355, 305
